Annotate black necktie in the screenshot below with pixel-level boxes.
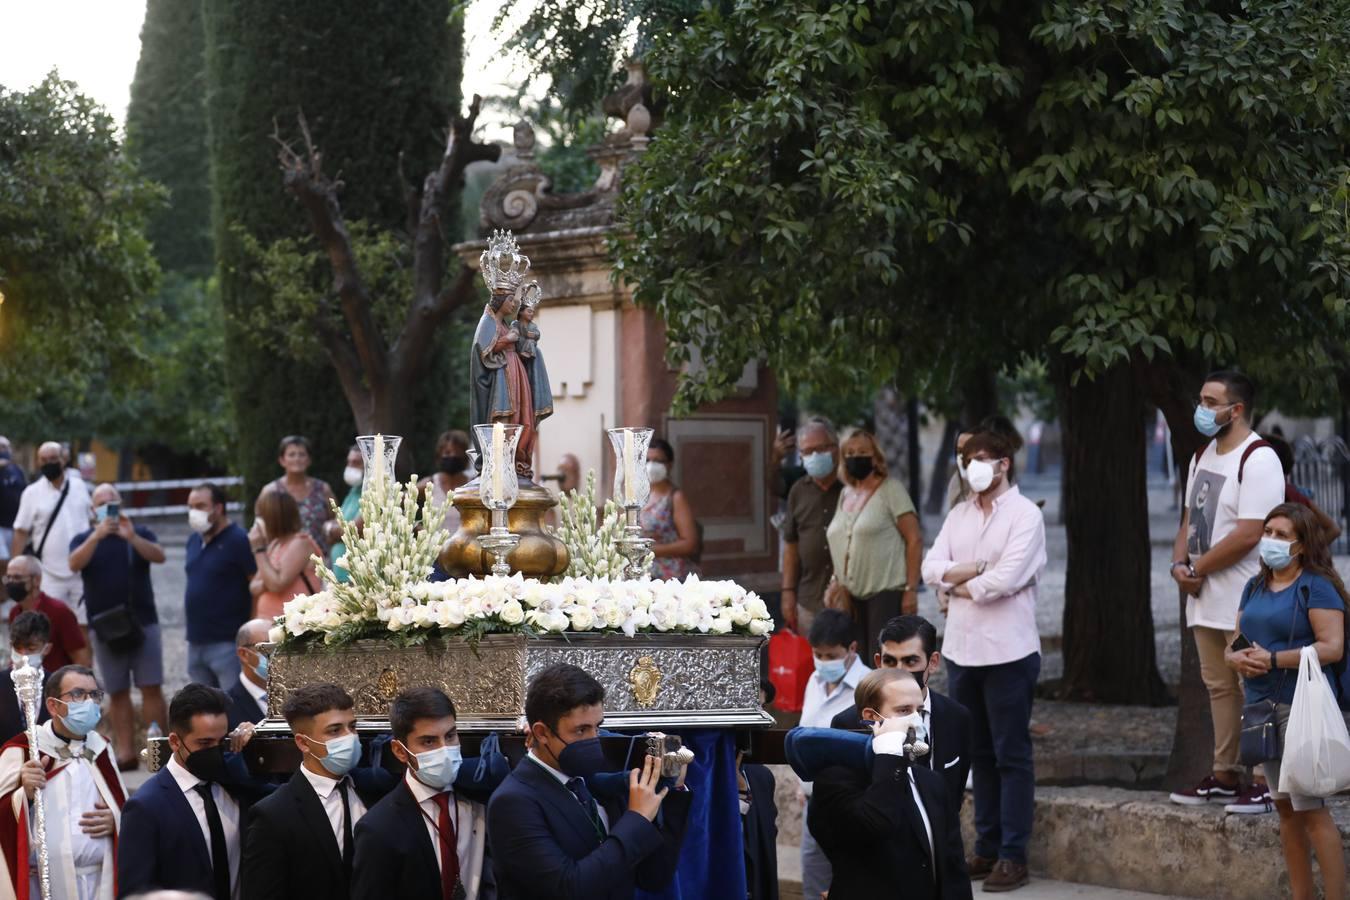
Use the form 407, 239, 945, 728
566, 777, 604, 838
338, 778, 354, 878
193, 782, 231, 900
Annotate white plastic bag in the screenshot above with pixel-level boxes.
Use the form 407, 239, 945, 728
1279, 645, 1350, 797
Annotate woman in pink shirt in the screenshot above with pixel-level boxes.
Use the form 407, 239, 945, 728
921, 427, 1046, 893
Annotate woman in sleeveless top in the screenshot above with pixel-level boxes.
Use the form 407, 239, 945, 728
639, 438, 699, 580
255, 434, 335, 557
250, 489, 321, 621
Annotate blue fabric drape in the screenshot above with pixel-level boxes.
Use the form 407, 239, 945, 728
635, 728, 746, 900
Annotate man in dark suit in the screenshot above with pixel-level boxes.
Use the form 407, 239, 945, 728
352, 687, 493, 900
0, 611, 51, 744
487, 662, 692, 900
830, 615, 972, 807
739, 753, 778, 900
811, 669, 972, 900
119, 683, 249, 899
226, 619, 271, 730
242, 682, 382, 899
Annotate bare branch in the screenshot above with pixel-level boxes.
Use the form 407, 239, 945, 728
274, 111, 389, 392
391, 264, 480, 384
314, 315, 373, 422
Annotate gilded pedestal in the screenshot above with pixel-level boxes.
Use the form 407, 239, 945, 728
439, 479, 569, 578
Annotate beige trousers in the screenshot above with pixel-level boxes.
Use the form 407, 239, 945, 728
1193, 625, 1244, 775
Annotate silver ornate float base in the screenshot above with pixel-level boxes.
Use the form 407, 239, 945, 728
261, 632, 771, 733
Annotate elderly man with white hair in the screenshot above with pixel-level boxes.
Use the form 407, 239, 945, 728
68, 483, 167, 770
10, 442, 92, 621
781, 417, 843, 633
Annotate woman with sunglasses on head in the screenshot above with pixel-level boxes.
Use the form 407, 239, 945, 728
824, 429, 923, 661
1225, 503, 1347, 900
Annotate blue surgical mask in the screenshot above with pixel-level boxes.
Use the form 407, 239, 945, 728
410, 744, 462, 790
1193, 405, 1232, 438
802, 451, 835, 479
251, 651, 269, 683
1259, 537, 1297, 571
814, 656, 848, 684
59, 699, 102, 737
311, 733, 361, 777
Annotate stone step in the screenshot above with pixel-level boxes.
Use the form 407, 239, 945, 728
779, 788, 1350, 899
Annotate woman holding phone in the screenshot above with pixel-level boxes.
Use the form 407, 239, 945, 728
1225, 503, 1347, 900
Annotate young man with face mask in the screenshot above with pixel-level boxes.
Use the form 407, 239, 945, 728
797, 609, 872, 900
119, 683, 249, 899
243, 683, 380, 900
921, 428, 1046, 893
352, 687, 491, 900
1169, 371, 1284, 813
10, 442, 93, 623
0, 612, 52, 745
829, 615, 973, 809
487, 663, 692, 899
0, 665, 128, 900
808, 668, 973, 900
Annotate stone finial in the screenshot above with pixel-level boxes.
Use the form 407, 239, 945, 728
513, 119, 536, 160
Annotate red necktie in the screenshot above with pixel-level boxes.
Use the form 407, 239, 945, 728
433, 792, 460, 900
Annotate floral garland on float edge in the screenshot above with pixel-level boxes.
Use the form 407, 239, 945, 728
270, 471, 774, 648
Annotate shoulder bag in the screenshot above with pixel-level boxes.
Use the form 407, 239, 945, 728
88, 540, 146, 655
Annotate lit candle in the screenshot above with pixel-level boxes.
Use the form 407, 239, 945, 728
492, 422, 504, 502
623, 429, 636, 504
373, 433, 385, 491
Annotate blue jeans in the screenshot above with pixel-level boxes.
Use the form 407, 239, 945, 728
947, 652, 1040, 864
188, 641, 241, 690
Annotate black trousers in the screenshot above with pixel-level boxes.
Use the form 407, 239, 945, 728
852, 589, 903, 660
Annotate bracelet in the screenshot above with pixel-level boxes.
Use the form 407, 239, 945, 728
902, 585, 918, 592
1270, 650, 1278, 671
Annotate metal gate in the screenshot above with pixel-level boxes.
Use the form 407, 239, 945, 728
1291, 436, 1350, 554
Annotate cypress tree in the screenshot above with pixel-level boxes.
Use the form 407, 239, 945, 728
202, 1, 466, 491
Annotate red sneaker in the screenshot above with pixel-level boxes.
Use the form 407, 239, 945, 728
1168, 775, 1238, 806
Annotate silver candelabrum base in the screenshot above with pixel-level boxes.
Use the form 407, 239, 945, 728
617, 508, 653, 580
479, 507, 521, 576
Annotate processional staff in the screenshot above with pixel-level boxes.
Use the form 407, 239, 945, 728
12, 661, 51, 900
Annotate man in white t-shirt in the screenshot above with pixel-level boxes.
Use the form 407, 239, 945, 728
10, 442, 92, 623
1168, 372, 1284, 813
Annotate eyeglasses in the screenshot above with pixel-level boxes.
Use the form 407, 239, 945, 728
59, 689, 105, 704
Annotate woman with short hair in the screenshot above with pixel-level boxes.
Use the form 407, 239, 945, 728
258, 434, 336, 557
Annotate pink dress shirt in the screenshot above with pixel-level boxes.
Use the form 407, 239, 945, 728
921, 485, 1046, 667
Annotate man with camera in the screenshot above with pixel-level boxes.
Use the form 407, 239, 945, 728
810, 668, 972, 900
487, 663, 692, 899
68, 483, 167, 771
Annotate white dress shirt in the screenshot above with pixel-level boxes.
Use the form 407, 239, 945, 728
403, 770, 478, 875
241, 674, 267, 713
298, 763, 367, 855
526, 750, 610, 831
907, 769, 935, 875
166, 754, 242, 900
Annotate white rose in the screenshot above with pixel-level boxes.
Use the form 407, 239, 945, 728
710, 614, 733, 634
569, 606, 595, 631
749, 618, 772, 636
268, 626, 286, 643
500, 600, 525, 626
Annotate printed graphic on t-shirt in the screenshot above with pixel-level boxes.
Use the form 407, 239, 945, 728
1188, 471, 1227, 556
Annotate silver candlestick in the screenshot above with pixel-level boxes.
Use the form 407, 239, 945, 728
13, 662, 50, 900
478, 506, 521, 577
617, 506, 654, 580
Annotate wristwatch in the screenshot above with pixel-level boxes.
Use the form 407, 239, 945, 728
1270, 651, 1278, 671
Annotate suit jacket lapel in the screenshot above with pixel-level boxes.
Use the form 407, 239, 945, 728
290, 771, 344, 872
158, 769, 212, 874
911, 768, 946, 875
518, 758, 604, 850
394, 782, 442, 882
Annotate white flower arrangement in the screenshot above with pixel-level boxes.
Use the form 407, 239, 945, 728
274, 573, 774, 646
546, 469, 651, 579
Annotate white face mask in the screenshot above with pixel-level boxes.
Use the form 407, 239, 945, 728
188, 508, 213, 534
342, 466, 363, 487
965, 459, 998, 494
646, 461, 669, 484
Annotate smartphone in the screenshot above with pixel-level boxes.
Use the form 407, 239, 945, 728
1230, 633, 1252, 653
106, 502, 120, 520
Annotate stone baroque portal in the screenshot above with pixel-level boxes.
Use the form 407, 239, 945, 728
265, 632, 769, 731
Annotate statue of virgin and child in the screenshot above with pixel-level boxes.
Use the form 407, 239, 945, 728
470, 231, 553, 480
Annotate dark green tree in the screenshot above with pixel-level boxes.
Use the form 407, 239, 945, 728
608, 0, 1350, 779
201, 0, 473, 489
0, 75, 162, 440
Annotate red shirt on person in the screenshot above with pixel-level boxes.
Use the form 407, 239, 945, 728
7, 593, 85, 674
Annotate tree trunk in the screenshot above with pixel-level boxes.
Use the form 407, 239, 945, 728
924, 419, 960, 515
1137, 357, 1212, 789
1058, 361, 1169, 704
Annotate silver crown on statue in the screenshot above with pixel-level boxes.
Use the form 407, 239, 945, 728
480, 229, 531, 296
